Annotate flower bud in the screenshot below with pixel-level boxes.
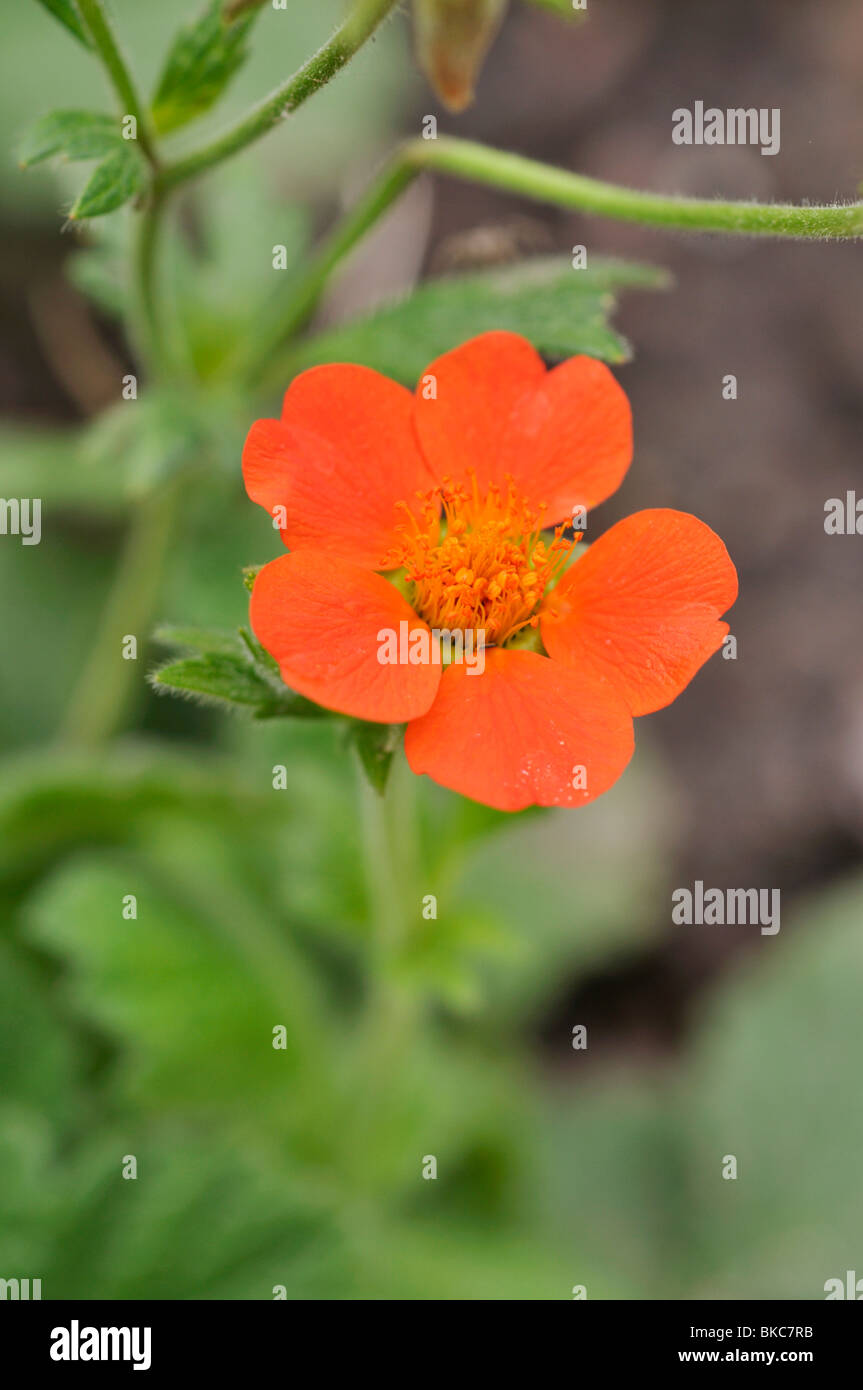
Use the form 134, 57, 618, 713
414, 0, 508, 112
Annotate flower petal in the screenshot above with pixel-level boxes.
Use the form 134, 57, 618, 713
541, 509, 738, 717
243, 364, 435, 568
250, 550, 441, 722
415, 331, 632, 521
404, 647, 633, 812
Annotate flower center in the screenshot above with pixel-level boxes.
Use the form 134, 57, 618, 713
383, 473, 578, 646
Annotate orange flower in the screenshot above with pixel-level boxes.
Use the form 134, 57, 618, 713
243, 332, 737, 812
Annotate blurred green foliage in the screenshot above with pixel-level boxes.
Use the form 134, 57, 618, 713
1, 0, 857, 1303
3, 725, 862, 1297
0, 741, 668, 1297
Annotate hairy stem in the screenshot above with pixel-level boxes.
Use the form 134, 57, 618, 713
76, 0, 158, 166
409, 136, 863, 239
156, 0, 401, 194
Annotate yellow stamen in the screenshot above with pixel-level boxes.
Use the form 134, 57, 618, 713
382, 471, 579, 646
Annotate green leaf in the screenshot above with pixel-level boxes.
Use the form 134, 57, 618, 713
0, 1115, 342, 1298
18, 109, 120, 168
24, 852, 330, 1115
33, 0, 91, 48
351, 722, 402, 795
151, 1, 258, 136
150, 631, 322, 719
69, 143, 145, 219
152, 652, 280, 711
293, 255, 669, 382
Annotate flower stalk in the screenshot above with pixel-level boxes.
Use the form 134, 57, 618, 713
354, 747, 421, 1085
247, 134, 863, 380
410, 136, 863, 239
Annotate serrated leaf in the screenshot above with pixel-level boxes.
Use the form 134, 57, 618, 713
33, 0, 91, 48
18, 109, 120, 168
292, 255, 669, 381
152, 652, 277, 709
69, 143, 145, 219
151, 1, 257, 136
151, 651, 321, 719
151, 624, 324, 718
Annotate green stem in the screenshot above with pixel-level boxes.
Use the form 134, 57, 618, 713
76, 0, 158, 166
156, 0, 401, 194
130, 186, 168, 372
356, 747, 418, 962
59, 481, 182, 747
349, 749, 420, 1162
409, 136, 863, 239
244, 134, 863, 384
